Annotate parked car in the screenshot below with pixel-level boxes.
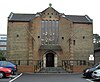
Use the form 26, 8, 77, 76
0, 67, 12, 78
92, 69, 100, 80
83, 63, 100, 77
0, 61, 17, 74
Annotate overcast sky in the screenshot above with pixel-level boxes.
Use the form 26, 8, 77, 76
0, 0, 100, 35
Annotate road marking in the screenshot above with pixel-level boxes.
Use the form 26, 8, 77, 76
9, 73, 23, 82
86, 79, 94, 82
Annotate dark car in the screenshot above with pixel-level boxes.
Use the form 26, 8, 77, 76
83, 63, 100, 77
0, 61, 17, 74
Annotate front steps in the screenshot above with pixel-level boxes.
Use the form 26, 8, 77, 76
39, 67, 67, 73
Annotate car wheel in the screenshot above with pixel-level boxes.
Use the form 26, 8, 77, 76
0, 72, 5, 78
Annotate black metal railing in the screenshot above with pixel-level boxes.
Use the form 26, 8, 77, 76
34, 60, 43, 73
62, 60, 94, 73
7, 59, 94, 73
8, 60, 43, 73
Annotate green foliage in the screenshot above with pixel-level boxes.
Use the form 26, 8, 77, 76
94, 34, 100, 49
93, 34, 100, 43
0, 51, 6, 61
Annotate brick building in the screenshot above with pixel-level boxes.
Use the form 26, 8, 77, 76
0, 34, 7, 57
7, 5, 94, 72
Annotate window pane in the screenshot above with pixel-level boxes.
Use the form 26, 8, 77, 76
41, 20, 59, 45
56, 20, 59, 44
52, 20, 55, 44
41, 21, 44, 45
45, 20, 48, 45
0, 42, 7, 45
0, 47, 6, 50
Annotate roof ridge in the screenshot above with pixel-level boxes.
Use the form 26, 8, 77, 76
66, 15, 85, 17
41, 6, 60, 14
85, 15, 92, 22
14, 13, 35, 15
11, 12, 35, 15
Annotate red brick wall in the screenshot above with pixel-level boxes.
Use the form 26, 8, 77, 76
73, 65, 90, 73
17, 65, 34, 73
17, 65, 90, 73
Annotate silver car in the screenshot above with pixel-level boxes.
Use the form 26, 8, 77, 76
92, 69, 100, 80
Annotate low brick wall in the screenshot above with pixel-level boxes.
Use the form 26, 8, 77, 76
17, 65, 90, 73
73, 65, 90, 73
17, 65, 34, 73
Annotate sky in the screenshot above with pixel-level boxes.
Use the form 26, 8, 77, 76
0, 0, 100, 35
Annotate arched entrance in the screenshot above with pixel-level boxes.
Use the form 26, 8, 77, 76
46, 53, 54, 67
43, 51, 57, 67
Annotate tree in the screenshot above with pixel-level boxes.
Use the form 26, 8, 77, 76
93, 34, 100, 49
93, 34, 100, 43
0, 51, 6, 61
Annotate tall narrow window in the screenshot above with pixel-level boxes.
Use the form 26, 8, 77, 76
41, 21, 45, 45
83, 36, 85, 39
56, 20, 59, 44
41, 20, 59, 45
73, 40, 75, 45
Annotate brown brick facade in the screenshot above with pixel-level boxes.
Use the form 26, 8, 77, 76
7, 6, 94, 73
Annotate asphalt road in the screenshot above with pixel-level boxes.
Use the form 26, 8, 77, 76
0, 78, 11, 82
0, 73, 100, 82
10, 73, 100, 82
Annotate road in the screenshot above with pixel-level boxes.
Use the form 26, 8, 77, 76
9, 73, 100, 82
0, 73, 100, 82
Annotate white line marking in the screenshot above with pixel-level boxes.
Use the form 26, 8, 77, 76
9, 73, 23, 82
86, 79, 94, 82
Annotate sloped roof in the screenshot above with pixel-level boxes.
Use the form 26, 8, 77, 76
41, 7, 60, 14
8, 7, 92, 23
65, 15, 92, 23
8, 12, 35, 22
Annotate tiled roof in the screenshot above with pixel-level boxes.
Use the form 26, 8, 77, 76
65, 15, 92, 23
41, 7, 60, 14
8, 12, 35, 22
8, 10, 92, 23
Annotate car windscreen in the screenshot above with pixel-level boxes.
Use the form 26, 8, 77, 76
0, 61, 15, 67
93, 63, 100, 68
